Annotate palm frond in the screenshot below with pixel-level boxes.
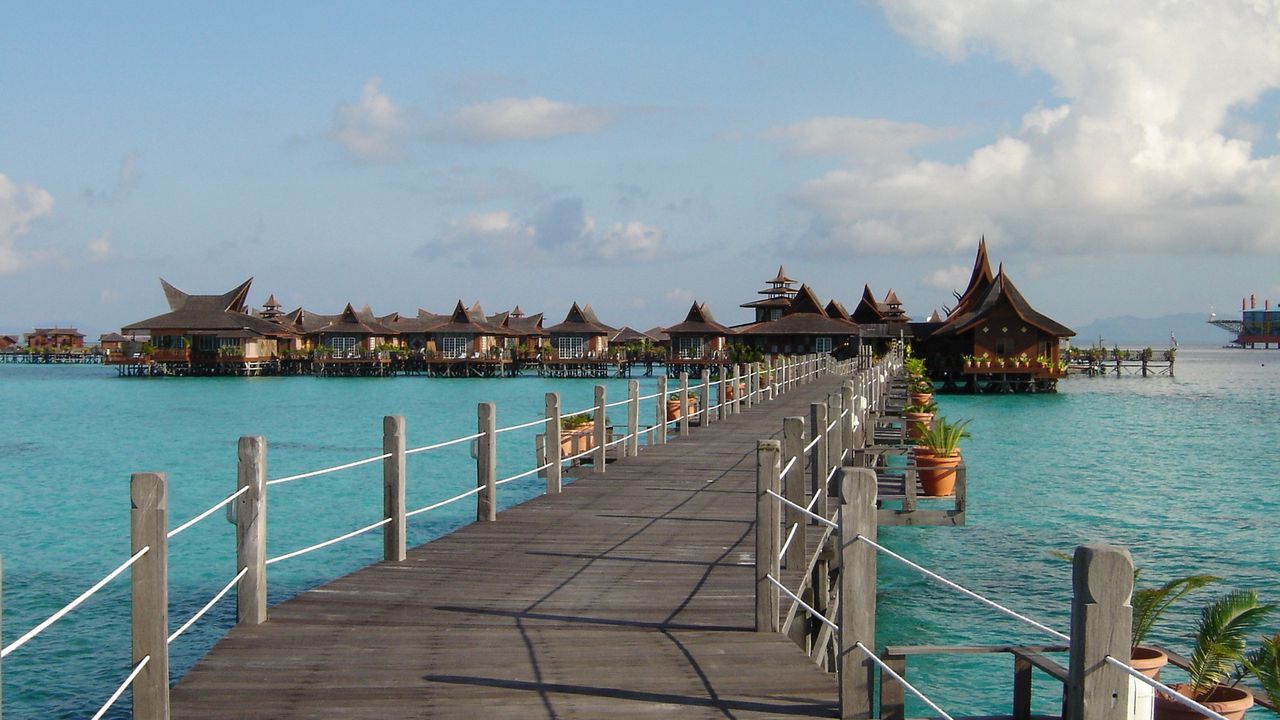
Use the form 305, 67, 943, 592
1132, 574, 1219, 647
1187, 590, 1276, 696
1243, 634, 1280, 705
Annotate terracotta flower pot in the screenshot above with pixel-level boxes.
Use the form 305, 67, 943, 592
666, 399, 698, 421
1130, 646, 1169, 680
560, 422, 595, 456
904, 412, 933, 440
908, 391, 933, 407
913, 449, 961, 496
1155, 683, 1253, 720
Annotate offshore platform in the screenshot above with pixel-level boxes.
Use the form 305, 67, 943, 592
1209, 294, 1280, 348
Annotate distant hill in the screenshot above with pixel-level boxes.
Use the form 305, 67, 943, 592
1069, 312, 1230, 347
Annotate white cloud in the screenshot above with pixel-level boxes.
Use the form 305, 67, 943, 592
921, 264, 971, 292
767, 117, 959, 165
88, 232, 112, 261
781, 1, 1280, 256
418, 198, 668, 266
330, 77, 424, 163
449, 97, 612, 142
0, 172, 55, 274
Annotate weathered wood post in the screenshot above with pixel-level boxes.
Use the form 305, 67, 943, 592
841, 381, 856, 453
655, 376, 668, 445
1066, 544, 1133, 720
627, 379, 640, 457
545, 392, 562, 493
838, 467, 877, 720
755, 440, 781, 633
383, 415, 406, 562
732, 364, 742, 415
745, 363, 755, 408
477, 402, 497, 521
700, 369, 712, 426
679, 372, 691, 437
593, 385, 608, 469
782, 417, 806, 571
131, 471, 170, 719
810, 402, 829, 521
829, 392, 845, 467
236, 436, 267, 625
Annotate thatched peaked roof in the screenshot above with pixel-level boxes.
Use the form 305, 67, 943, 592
124, 278, 292, 336
612, 326, 659, 344
851, 285, 887, 324
314, 304, 398, 336
930, 266, 1074, 338
738, 285, 859, 336
950, 237, 995, 317
665, 302, 732, 336
428, 300, 510, 336
825, 300, 852, 321
545, 302, 613, 336
503, 312, 548, 337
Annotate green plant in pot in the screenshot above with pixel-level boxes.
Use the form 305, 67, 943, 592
911, 416, 969, 496
902, 398, 937, 441
1155, 590, 1274, 720
1243, 633, 1280, 708
1131, 573, 1220, 678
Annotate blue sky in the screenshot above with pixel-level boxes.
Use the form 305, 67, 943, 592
3, 1, 1279, 337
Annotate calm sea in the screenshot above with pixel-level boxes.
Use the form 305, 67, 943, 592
1, 347, 1277, 718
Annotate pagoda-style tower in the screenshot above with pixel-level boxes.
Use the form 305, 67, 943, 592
260, 294, 285, 321
882, 289, 910, 323
741, 266, 799, 323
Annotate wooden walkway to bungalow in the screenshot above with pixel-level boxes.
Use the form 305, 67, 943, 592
170, 376, 858, 719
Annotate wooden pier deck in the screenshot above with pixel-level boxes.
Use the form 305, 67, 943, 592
170, 377, 855, 718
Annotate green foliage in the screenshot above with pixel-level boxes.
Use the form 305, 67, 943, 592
904, 357, 927, 378
1132, 573, 1219, 647
913, 416, 970, 456
1186, 590, 1275, 697
904, 398, 937, 414
1243, 634, 1280, 705
728, 343, 764, 364
560, 413, 593, 430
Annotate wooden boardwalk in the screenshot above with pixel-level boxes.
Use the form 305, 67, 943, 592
171, 377, 854, 719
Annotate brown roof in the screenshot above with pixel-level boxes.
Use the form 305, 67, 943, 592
545, 302, 613, 336
123, 278, 294, 337
644, 326, 670, 342
611, 326, 659, 344
30, 328, 85, 337
851, 285, 887, 324
314, 304, 398, 336
428, 300, 510, 336
99, 332, 128, 342
950, 237, 995, 317
930, 266, 1075, 338
825, 300, 852, 321
665, 302, 732, 336
737, 285, 860, 337
504, 312, 548, 337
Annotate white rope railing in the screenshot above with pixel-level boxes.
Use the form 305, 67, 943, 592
405, 432, 484, 456
405, 485, 483, 518
639, 390, 663, 402
266, 452, 392, 486
561, 405, 598, 419
604, 397, 631, 409
168, 485, 251, 539
494, 417, 552, 434
778, 523, 800, 561
826, 418, 839, 432
1104, 656, 1231, 720
266, 517, 393, 566
766, 574, 837, 631
806, 487, 825, 512
855, 534, 1069, 642
858, 642, 956, 720
91, 655, 150, 720
2, 546, 150, 658
495, 462, 555, 487
779, 455, 799, 479
765, 489, 837, 529
803, 434, 821, 454
168, 567, 249, 644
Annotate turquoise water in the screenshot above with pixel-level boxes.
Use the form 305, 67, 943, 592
1, 349, 1278, 717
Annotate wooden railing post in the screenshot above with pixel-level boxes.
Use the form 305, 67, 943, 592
383, 415, 406, 562
1066, 544, 1133, 720
841, 381, 856, 453
236, 436, 266, 625
732, 364, 742, 415
782, 416, 806, 571
755, 440, 781, 633
838, 467, 877, 720
880, 651, 907, 720
131, 471, 170, 719
810, 402, 829, 522
593, 386, 607, 469
679, 373, 691, 437
477, 402, 496, 521
546, 393, 562, 493
745, 363, 755, 408
655, 376, 668, 445
1014, 654, 1033, 720
627, 380, 639, 457
829, 393, 845, 466
700, 369, 712, 426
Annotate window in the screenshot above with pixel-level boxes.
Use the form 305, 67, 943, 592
769, 309, 782, 321
557, 336, 584, 358
815, 336, 832, 354
218, 337, 241, 349
676, 337, 704, 359
331, 336, 357, 356
441, 336, 469, 358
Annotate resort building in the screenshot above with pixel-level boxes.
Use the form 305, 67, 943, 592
0, 335, 19, 351
311, 304, 398, 358
426, 301, 508, 359
740, 266, 799, 323
545, 302, 614, 359
736, 284, 860, 357
665, 303, 732, 359
24, 327, 85, 349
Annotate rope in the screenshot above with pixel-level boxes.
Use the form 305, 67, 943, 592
765, 489, 837, 529
494, 417, 551, 434
169, 485, 251, 539
267, 452, 392, 486
778, 523, 799, 561
854, 535, 1069, 642
803, 434, 821, 454
766, 574, 837, 632
563, 446, 596, 463
2, 546, 150, 658
495, 462, 555, 487
604, 397, 631, 409
857, 642, 955, 720
561, 405, 597, 419
91, 655, 150, 720
405, 485, 483, 518
405, 432, 484, 456
266, 518, 393, 566
806, 487, 825, 512
638, 390, 663, 402
168, 567, 249, 644
1104, 656, 1231, 720
826, 419, 839, 432
780, 455, 798, 479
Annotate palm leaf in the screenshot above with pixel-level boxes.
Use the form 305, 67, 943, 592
1187, 590, 1276, 697
1131, 574, 1219, 647
1243, 634, 1280, 705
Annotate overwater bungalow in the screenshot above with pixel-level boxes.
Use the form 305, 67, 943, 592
664, 302, 734, 377
310, 304, 399, 376
542, 302, 624, 377
736, 284, 860, 357
414, 301, 512, 376
917, 240, 1075, 392
115, 279, 296, 375
24, 327, 85, 349
1, 335, 21, 351
740, 266, 799, 323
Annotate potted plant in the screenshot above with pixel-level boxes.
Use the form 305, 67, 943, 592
979, 352, 991, 369
1016, 352, 1030, 369
667, 392, 699, 421
1243, 633, 1280, 708
1130, 573, 1219, 678
903, 398, 937, 441
559, 413, 596, 456
962, 354, 976, 370
1154, 590, 1275, 720
911, 416, 970, 496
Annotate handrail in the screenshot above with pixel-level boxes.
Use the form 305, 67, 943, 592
91, 655, 150, 720
266, 452, 392, 486
494, 416, 552, 434
765, 489, 836, 529
766, 574, 836, 632
406, 485, 483, 518
860, 642, 955, 720
495, 462, 555, 487
169, 485, 250, 539
266, 517, 393, 566
168, 567, 249, 644
406, 432, 484, 456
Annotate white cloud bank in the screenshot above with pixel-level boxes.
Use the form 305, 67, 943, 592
0, 172, 55, 274
330, 77, 425, 164
418, 198, 667, 266
779, 0, 1280, 256
449, 96, 612, 142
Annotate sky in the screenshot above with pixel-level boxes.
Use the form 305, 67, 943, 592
3, 1, 1279, 338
